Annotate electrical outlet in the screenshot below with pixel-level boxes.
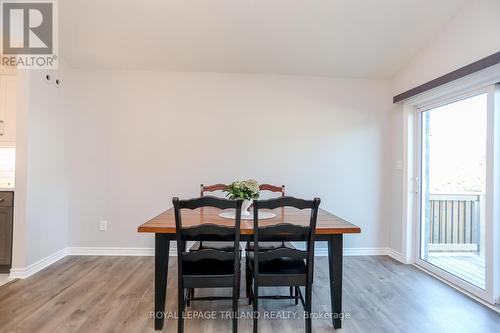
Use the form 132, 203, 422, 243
99, 220, 108, 231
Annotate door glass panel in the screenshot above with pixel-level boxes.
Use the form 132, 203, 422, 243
420, 93, 487, 289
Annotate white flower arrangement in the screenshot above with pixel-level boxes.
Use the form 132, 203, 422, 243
224, 179, 260, 201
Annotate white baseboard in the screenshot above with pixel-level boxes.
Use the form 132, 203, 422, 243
344, 247, 390, 256
315, 247, 405, 262
67, 246, 398, 258
9, 246, 405, 279
9, 248, 67, 279
387, 249, 405, 262
66, 247, 159, 256
315, 247, 381, 256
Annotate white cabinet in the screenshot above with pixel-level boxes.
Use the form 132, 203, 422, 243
0, 76, 16, 145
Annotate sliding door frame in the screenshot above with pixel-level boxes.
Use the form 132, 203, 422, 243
412, 84, 499, 304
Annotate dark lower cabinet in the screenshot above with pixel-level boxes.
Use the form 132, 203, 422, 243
0, 191, 14, 273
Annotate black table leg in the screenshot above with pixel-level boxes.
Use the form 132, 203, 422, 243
155, 234, 170, 330
327, 234, 343, 329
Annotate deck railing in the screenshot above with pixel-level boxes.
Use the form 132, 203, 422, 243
427, 194, 482, 252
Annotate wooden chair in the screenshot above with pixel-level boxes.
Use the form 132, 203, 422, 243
190, 184, 233, 253
191, 183, 286, 253
188, 183, 287, 303
173, 196, 243, 333
246, 183, 286, 251
246, 196, 320, 333
259, 184, 285, 196
244, 184, 294, 298
199, 183, 228, 196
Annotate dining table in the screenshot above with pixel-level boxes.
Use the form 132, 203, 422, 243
137, 206, 361, 331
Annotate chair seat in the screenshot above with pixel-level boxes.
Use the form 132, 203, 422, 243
189, 241, 242, 252
183, 258, 236, 276
246, 252, 306, 274
245, 241, 294, 251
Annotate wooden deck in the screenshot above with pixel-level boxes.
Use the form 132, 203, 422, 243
427, 253, 485, 289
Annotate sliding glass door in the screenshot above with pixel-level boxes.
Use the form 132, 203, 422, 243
417, 86, 498, 303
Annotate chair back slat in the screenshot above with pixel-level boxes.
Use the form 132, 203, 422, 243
256, 196, 314, 210
200, 184, 228, 196
181, 224, 235, 240
259, 184, 285, 196
183, 248, 235, 262
179, 196, 236, 210
258, 247, 308, 261
257, 223, 310, 241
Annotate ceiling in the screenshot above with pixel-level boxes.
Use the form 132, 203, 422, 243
60, 0, 467, 79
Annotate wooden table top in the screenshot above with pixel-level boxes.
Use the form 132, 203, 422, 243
138, 207, 361, 235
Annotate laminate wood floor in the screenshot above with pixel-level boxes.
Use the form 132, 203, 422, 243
0, 256, 499, 333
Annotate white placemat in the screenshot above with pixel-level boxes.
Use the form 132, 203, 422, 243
219, 210, 276, 220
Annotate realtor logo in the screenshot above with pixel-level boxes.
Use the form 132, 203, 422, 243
1, 0, 58, 68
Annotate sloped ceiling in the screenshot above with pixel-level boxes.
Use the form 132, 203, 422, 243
60, 0, 467, 78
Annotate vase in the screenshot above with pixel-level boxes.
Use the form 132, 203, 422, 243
241, 199, 252, 216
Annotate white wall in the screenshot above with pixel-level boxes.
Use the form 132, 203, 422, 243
12, 68, 71, 269
13, 0, 500, 265
393, 0, 500, 95
67, 70, 112, 248
67, 71, 393, 250
389, 107, 404, 253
